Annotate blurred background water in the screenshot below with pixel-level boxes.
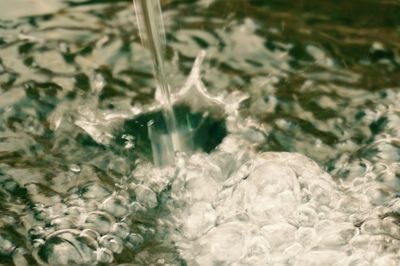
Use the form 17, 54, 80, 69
0, 0, 400, 265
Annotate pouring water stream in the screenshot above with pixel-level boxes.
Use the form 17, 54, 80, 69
133, 0, 183, 166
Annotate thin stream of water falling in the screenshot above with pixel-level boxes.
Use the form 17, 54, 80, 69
133, 0, 183, 165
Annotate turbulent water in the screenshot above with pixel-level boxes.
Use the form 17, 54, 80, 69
1, 0, 400, 265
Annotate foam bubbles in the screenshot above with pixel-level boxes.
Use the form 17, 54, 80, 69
148, 135, 400, 265
33, 230, 97, 266
101, 194, 130, 218
99, 235, 123, 254
133, 184, 158, 209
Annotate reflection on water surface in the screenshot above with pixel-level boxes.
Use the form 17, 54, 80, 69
0, 0, 400, 265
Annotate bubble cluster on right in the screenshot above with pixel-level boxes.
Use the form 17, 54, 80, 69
151, 130, 400, 266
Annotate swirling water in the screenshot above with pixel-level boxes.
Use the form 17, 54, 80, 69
0, 0, 400, 265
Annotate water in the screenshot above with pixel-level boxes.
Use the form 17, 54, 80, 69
134, 0, 183, 165
0, 0, 400, 265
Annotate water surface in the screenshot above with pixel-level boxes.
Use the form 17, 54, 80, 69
0, 0, 400, 265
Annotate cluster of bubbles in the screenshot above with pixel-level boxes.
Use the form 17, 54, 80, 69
0, 169, 165, 265
156, 133, 400, 265
147, 82, 400, 265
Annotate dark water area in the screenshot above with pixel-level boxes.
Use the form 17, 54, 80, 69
0, 0, 400, 265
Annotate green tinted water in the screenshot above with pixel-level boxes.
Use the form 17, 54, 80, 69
0, 0, 400, 265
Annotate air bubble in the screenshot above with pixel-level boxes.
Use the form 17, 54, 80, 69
134, 185, 158, 209
101, 194, 129, 218
110, 222, 130, 239
296, 205, 319, 227
99, 235, 123, 254
95, 248, 114, 264
198, 222, 247, 264
33, 231, 96, 266
125, 233, 144, 252
79, 183, 111, 200
83, 211, 114, 234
